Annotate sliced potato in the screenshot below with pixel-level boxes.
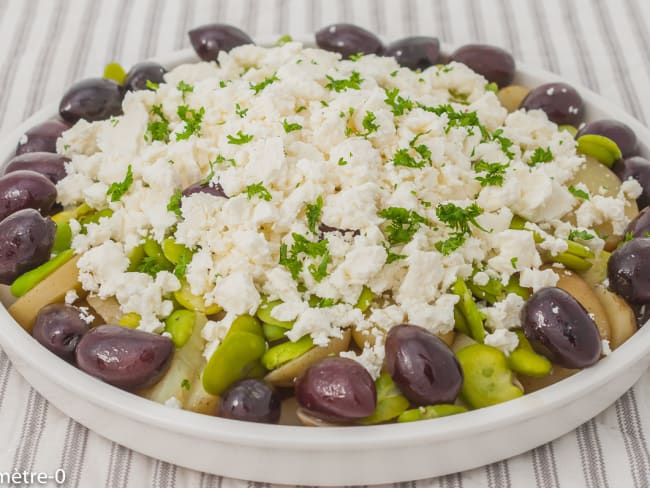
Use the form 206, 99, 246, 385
279, 397, 303, 426
8, 255, 83, 331
184, 376, 219, 415
296, 407, 347, 427
451, 332, 477, 354
353, 327, 454, 348
593, 286, 637, 350
86, 295, 122, 324
567, 155, 638, 250
497, 85, 530, 113
579, 249, 610, 287
140, 313, 207, 405
552, 267, 611, 341
265, 329, 351, 387
519, 366, 577, 393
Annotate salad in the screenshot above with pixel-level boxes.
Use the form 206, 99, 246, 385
2, 23, 650, 426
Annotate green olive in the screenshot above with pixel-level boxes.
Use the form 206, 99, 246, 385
261, 335, 314, 370
202, 331, 267, 395
103, 62, 127, 85
358, 373, 409, 425
576, 134, 622, 168
174, 280, 221, 315
164, 309, 196, 348
10, 249, 76, 297
456, 343, 523, 409
507, 331, 552, 377
397, 404, 468, 423
256, 299, 294, 329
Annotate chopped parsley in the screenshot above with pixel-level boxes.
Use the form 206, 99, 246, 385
337, 157, 348, 166
511, 257, 518, 268
106, 164, 134, 202
136, 256, 169, 276
279, 233, 331, 282
384, 88, 413, 116
348, 52, 364, 61
173, 250, 192, 279
249, 74, 279, 94
305, 196, 323, 234
568, 229, 595, 241
529, 146, 554, 166
146, 104, 171, 142
378, 207, 428, 245
235, 103, 248, 118
275, 34, 292, 46
448, 88, 469, 104
419, 104, 484, 136
325, 71, 363, 92
474, 160, 508, 187
434, 202, 486, 255
490, 129, 515, 159
176, 81, 193, 100
393, 133, 432, 168
360, 111, 380, 136
214, 154, 237, 167
296, 105, 307, 113
384, 245, 407, 264
227, 131, 254, 145
167, 189, 183, 216
485, 82, 498, 93
176, 105, 204, 140
568, 185, 590, 200
181, 379, 191, 390
245, 182, 272, 201
282, 119, 303, 133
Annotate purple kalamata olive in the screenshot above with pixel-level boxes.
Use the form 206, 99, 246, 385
32, 304, 89, 362
0, 208, 56, 284
449, 44, 515, 87
384, 324, 463, 406
613, 156, 650, 210
219, 379, 281, 424
59, 78, 124, 123
0, 170, 57, 221
124, 62, 168, 91
188, 24, 253, 62
521, 287, 602, 369
295, 357, 376, 421
4, 152, 69, 184
625, 207, 650, 239
576, 119, 639, 159
315, 23, 383, 59
384, 36, 440, 71
608, 238, 650, 304
182, 181, 228, 198
15, 119, 72, 155
75, 325, 174, 391
520, 82, 584, 126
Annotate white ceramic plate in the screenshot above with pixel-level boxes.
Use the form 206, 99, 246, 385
0, 39, 649, 486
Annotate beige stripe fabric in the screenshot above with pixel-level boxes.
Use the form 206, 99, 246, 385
0, 0, 649, 486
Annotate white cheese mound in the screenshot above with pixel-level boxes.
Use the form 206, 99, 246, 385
55, 42, 637, 375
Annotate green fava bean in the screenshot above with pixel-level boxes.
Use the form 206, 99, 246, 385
355, 286, 375, 312
358, 373, 409, 425
452, 278, 486, 342
453, 305, 471, 336
79, 208, 113, 227
52, 220, 72, 254
162, 238, 192, 265
228, 314, 263, 337
397, 404, 468, 423
261, 335, 314, 370
165, 309, 196, 348
256, 299, 294, 329
118, 312, 140, 328
468, 273, 503, 304
263, 323, 287, 342
576, 134, 622, 168
507, 331, 552, 378
174, 280, 221, 315
202, 331, 267, 395
10, 249, 76, 297
456, 343, 523, 409
127, 244, 145, 271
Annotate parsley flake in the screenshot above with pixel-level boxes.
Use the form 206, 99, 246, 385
146, 104, 171, 142
235, 103, 248, 118
434, 202, 486, 255
181, 379, 191, 390
249, 74, 279, 94
384, 88, 414, 116
305, 196, 323, 234
337, 157, 348, 166
474, 161, 508, 187
393, 133, 432, 168
279, 233, 331, 282
490, 129, 515, 159
361, 111, 379, 136
348, 52, 364, 61
176, 105, 204, 140
529, 146, 554, 166
568, 229, 595, 241
282, 119, 303, 133
167, 189, 183, 217
325, 71, 363, 92
227, 131, 254, 145
176, 81, 194, 101
245, 182, 272, 201
378, 207, 428, 245
568, 185, 590, 200
275, 34, 292, 46
106, 164, 134, 202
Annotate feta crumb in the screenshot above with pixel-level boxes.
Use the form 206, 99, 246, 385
164, 397, 182, 409
601, 339, 612, 356
519, 268, 559, 292
481, 293, 525, 330
484, 329, 519, 355
64, 290, 79, 305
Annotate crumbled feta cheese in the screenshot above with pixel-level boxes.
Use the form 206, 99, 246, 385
519, 268, 559, 292
484, 329, 519, 355
164, 397, 182, 409
601, 339, 612, 357
481, 293, 525, 330
64, 290, 79, 305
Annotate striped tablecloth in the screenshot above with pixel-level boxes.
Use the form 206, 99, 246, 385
1, 0, 649, 486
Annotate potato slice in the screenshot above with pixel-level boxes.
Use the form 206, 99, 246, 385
519, 366, 577, 393
296, 407, 348, 427
184, 376, 219, 415
553, 267, 611, 341
86, 295, 122, 324
567, 155, 638, 250
8, 255, 83, 332
265, 329, 351, 387
593, 286, 637, 350
497, 85, 530, 113
279, 397, 303, 426
353, 327, 454, 348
